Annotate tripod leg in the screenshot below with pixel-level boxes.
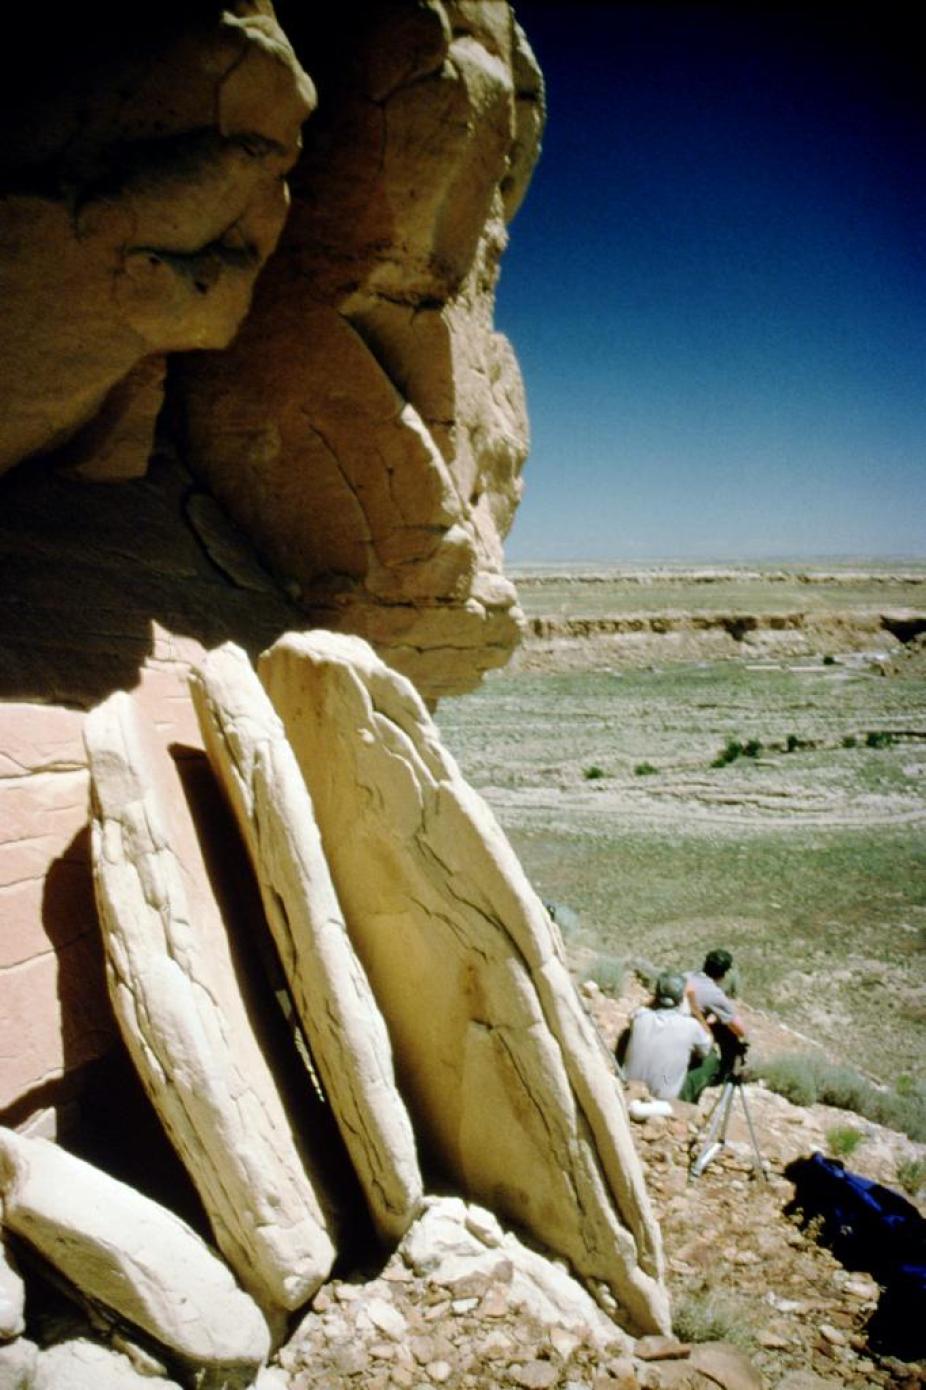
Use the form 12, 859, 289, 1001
736, 1085, 768, 1181
689, 1082, 733, 1178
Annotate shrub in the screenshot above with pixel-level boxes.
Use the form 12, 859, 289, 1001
842, 734, 858, 749
823, 654, 837, 666
743, 738, 763, 758
673, 1288, 751, 1348
753, 1052, 926, 1143
586, 953, 624, 996
896, 1156, 926, 1198
711, 738, 744, 768
826, 1124, 864, 1158
785, 733, 800, 753
634, 761, 658, 776
865, 730, 895, 749
583, 764, 606, 780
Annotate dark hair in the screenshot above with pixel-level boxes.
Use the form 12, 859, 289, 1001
703, 948, 733, 980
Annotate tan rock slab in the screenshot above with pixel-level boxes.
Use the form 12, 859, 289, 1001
83, 690, 337, 1313
189, 641, 423, 1241
0, 1234, 25, 1340
33, 1337, 183, 1390
0, 1127, 270, 1374
259, 631, 671, 1335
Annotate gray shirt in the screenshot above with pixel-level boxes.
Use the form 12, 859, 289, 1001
685, 970, 737, 1026
623, 1007, 712, 1100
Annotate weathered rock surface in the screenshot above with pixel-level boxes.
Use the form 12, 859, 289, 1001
33, 1338, 182, 1390
259, 631, 670, 1335
83, 690, 337, 1314
174, 1, 544, 701
0, 1127, 270, 1376
189, 641, 423, 1241
400, 1197, 630, 1351
0, 1335, 37, 1389
0, 1234, 25, 1341
0, 5, 314, 476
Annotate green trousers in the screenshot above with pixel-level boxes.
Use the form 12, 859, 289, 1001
679, 1050, 724, 1104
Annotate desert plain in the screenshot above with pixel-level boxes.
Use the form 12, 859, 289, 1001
437, 563, 926, 1093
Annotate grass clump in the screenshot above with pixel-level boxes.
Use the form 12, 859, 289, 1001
842, 734, 858, 749
896, 1156, 926, 1198
583, 764, 606, 780
826, 1124, 865, 1158
634, 761, 658, 776
865, 730, 896, 749
743, 737, 763, 758
754, 1052, 926, 1143
672, 1288, 752, 1348
585, 953, 624, 996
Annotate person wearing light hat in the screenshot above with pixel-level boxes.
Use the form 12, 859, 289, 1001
621, 972, 713, 1101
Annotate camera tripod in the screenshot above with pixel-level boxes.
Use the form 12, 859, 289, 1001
689, 1058, 767, 1181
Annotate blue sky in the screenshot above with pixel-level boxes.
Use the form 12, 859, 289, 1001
498, 3, 926, 562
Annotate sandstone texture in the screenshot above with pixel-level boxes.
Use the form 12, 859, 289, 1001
84, 689, 337, 1314
32, 1338, 183, 1390
175, 1, 545, 701
190, 641, 423, 1242
0, 1127, 271, 1376
259, 631, 670, 1336
0, 4, 314, 477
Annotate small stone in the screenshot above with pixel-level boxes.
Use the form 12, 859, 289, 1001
391, 1369, 414, 1389
757, 1331, 790, 1349
372, 1342, 396, 1360
549, 1327, 581, 1359
425, 1301, 451, 1322
426, 1361, 452, 1384
482, 1331, 513, 1356
452, 1297, 479, 1314
480, 1285, 510, 1317
367, 1298, 408, 1340
509, 1360, 558, 1389
819, 1324, 846, 1346
331, 1344, 369, 1376
410, 1337, 436, 1365
335, 1283, 361, 1302
633, 1335, 691, 1361
313, 1288, 333, 1312
384, 1264, 414, 1283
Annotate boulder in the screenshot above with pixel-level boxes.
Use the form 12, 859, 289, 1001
33, 1338, 182, 1390
189, 641, 423, 1241
83, 690, 337, 1314
0, 1127, 270, 1376
173, 1, 544, 701
0, 1233, 25, 1340
0, 5, 315, 476
401, 1197, 630, 1351
259, 631, 671, 1336
0, 1336, 37, 1389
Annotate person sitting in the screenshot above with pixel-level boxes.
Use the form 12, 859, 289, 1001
621, 972, 713, 1101
680, 948, 748, 1102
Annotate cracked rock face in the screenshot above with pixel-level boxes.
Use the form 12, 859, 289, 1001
0, 1125, 271, 1378
258, 631, 671, 1336
0, 3, 314, 479
174, 0, 544, 701
83, 689, 338, 1316
189, 640, 424, 1243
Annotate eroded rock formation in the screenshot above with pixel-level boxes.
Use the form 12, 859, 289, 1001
189, 642, 423, 1243
259, 631, 670, 1336
0, 1126, 271, 1380
84, 690, 338, 1315
173, 0, 543, 699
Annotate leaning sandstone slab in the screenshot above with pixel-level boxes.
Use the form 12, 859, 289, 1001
189, 642, 422, 1241
83, 691, 337, 1315
259, 631, 671, 1336
0, 1128, 269, 1378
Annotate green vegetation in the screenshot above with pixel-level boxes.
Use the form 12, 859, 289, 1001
672, 1287, 752, 1348
585, 953, 624, 996
583, 764, 606, 780
753, 1053, 926, 1143
896, 1156, 926, 1198
865, 730, 896, 748
634, 761, 658, 776
437, 654, 926, 1089
842, 734, 858, 748
826, 1124, 865, 1158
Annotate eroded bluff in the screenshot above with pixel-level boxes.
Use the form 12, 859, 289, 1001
0, 0, 543, 702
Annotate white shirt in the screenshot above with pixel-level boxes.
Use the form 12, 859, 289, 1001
623, 1006, 712, 1100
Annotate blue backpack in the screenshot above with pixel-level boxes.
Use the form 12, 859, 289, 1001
785, 1153, 926, 1361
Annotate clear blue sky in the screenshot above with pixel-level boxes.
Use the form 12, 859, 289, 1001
498, 3, 926, 562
